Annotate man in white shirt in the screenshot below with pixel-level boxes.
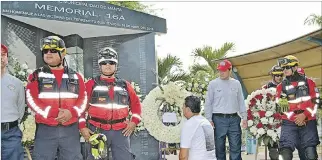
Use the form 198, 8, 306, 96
179, 96, 216, 160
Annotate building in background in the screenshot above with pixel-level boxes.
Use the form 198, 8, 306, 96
1, 1, 167, 159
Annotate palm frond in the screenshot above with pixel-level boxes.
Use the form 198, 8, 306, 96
189, 64, 213, 75
304, 14, 322, 27
168, 72, 190, 83
192, 42, 235, 72
157, 54, 182, 80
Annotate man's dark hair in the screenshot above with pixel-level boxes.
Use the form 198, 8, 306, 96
184, 95, 201, 113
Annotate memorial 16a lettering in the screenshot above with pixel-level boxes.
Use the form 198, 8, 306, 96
35, 3, 125, 21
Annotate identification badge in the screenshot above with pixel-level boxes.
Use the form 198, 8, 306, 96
44, 84, 53, 89
288, 94, 295, 99
98, 97, 106, 102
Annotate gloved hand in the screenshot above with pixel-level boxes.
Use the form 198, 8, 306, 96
89, 134, 107, 159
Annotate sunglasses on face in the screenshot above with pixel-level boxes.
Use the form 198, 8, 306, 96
99, 61, 116, 66
274, 74, 283, 77
42, 49, 59, 54
282, 66, 292, 70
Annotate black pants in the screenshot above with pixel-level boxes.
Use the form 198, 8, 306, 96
268, 142, 279, 160
279, 120, 320, 160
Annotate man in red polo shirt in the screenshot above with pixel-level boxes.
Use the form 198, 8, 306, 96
80, 47, 141, 160
26, 36, 87, 159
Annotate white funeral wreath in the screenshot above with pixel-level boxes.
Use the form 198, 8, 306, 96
142, 82, 190, 143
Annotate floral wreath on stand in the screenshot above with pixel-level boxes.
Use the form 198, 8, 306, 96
8, 55, 36, 160
142, 81, 190, 143
184, 78, 209, 116
245, 87, 282, 152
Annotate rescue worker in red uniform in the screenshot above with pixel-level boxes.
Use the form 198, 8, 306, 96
276, 55, 320, 160
262, 65, 284, 89
79, 47, 141, 160
261, 65, 284, 160
26, 36, 87, 160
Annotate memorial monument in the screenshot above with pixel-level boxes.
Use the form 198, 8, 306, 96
1, 1, 167, 159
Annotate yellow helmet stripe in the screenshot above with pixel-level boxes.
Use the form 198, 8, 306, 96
272, 71, 283, 75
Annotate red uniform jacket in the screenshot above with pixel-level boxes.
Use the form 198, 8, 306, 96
26, 67, 87, 126
79, 76, 141, 131
276, 77, 318, 122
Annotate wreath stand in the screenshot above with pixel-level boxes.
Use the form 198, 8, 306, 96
25, 146, 32, 160
254, 139, 269, 160
159, 142, 180, 160
159, 112, 180, 160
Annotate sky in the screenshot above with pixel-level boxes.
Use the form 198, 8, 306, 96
142, 1, 321, 71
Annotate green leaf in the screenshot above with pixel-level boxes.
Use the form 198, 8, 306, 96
157, 54, 188, 84
262, 135, 272, 146
257, 136, 263, 146
304, 13, 322, 27
192, 42, 235, 72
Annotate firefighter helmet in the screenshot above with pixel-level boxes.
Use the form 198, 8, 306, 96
269, 65, 283, 75
97, 47, 118, 64
277, 55, 299, 67
40, 36, 67, 55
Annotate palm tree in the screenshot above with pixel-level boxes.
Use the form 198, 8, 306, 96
304, 14, 322, 27
157, 54, 189, 84
190, 42, 235, 79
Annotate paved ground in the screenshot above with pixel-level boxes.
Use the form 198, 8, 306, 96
164, 145, 322, 160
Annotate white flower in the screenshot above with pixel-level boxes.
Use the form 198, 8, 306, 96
260, 117, 269, 124
253, 112, 260, 118
247, 120, 254, 126
142, 82, 190, 143
27, 69, 33, 74
21, 64, 28, 70
257, 128, 266, 135
265, 111, 273, 117
18, 71, 25, 76
267, 129, 278, 142
269, 117, 274, 124
250, 126, 257, 135
267, 129, 275, 137
246, 87, 282, 141
276, 127, 281, 137
19, 115, 36, 144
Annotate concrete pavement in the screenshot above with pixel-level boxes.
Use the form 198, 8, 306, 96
164, 145, 322, 160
